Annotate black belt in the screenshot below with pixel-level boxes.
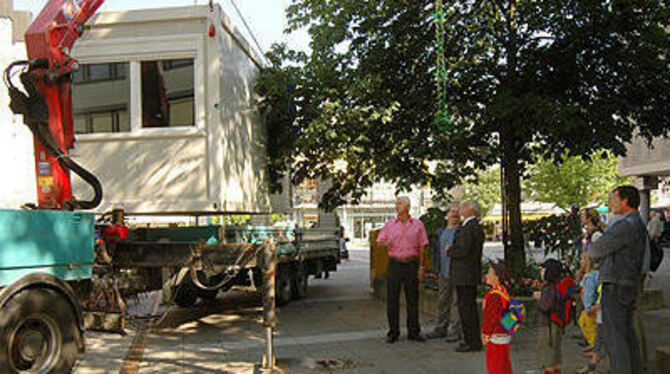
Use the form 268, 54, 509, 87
390, 256, 418, 264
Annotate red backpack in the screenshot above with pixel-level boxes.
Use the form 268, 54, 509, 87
550, 275, 579, 327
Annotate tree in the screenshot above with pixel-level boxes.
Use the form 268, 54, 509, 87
256, 1, 670, 273
525, 150, 629, 211
462, 166, 502, 218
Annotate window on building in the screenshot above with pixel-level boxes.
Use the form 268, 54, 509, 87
72, 62, 127, 84
72, 62, 130, 134
141, 58, 194, 128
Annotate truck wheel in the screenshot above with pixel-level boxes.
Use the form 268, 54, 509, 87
173, 280, 198, 308
291, 264, 308, 300
275, 268, 292, 307
194, 273, 223, 302
197, 289, 219, 302
0, 288, 79, 373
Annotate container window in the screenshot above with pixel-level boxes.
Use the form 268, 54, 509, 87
141, 58, 195, 128
72, 62, 130, 134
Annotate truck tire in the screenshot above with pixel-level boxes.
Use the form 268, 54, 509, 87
275, 267, 292, 307
173, 280, 198, 308
291, 264, 308, 300
194, 273, 224, 302
0, 288, 78, 373
197, 289, 219, 302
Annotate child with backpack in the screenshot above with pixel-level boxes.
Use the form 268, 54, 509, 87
534, 259, 576, 374
482, 260, 521, 374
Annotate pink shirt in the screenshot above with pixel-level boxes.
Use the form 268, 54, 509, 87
376, 217, 429, 259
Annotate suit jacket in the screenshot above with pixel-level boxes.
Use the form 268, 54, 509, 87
449, 218, 485, 286
589, 211, 646, 287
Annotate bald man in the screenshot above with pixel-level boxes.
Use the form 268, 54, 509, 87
377, 196, 428, 343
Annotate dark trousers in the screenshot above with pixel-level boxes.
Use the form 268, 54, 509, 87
386, 259, 420, 337
456, 285, 482, 350
601, 283, 643, 374
633, 274, 648, 369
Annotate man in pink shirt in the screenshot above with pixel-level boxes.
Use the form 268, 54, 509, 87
377, 196, 429, 343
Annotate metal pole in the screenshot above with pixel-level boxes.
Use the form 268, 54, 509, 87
262, 240, 277, 372
265, 327, 274, 369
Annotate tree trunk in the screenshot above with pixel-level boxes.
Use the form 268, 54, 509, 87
501, 131, 526, 275
501, 0, 525, 275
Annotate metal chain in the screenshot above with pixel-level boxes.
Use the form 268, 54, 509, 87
154, 243, 265, 326
190, 243, 265, 291
433, 0, 452, 133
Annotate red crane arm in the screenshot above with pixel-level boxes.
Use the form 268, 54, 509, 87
25, 0, 105, 71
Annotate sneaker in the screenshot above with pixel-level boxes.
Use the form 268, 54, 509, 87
408, 334, 426, 343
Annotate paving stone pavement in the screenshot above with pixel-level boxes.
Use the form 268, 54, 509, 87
74, 245, 670, 373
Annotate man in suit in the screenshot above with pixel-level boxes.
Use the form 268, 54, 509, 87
588, 186, 646, 373
447, 200, 485, 352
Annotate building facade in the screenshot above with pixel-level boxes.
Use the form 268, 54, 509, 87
293, 179, 437, 244
620, 135, 670, 223
0, 0, 34, 209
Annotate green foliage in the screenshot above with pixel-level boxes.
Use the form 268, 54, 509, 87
257, 0, 670, 266
420, 207, 447, 242
255, 45, 305, 194
523, 214, 583, 271
270, 213, 286, 225
221, 215, 252, 226
258, 2, 482, 208
525, 150, 630, 211
462, 167, 501, 217
480, 259, 541, 297
419, 207, 447, 264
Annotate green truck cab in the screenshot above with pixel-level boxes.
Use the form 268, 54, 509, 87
0, 209, 95, 372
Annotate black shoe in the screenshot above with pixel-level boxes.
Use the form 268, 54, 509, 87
386, 335, 399, 344
408, 334, 426, 343
455, 343, 481, 352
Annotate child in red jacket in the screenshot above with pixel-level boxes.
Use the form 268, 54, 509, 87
482, 260, 513, 374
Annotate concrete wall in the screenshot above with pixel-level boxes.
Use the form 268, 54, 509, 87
0, 16, 35, 209
0, 0, 11, 17
0, 0, 30, 42
620, 135, 670, 177
9, 10, 28, 42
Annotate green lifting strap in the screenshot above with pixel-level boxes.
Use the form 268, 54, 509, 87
433, 0, 452, 133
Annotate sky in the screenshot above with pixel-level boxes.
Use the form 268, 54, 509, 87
13, 0, 310, 55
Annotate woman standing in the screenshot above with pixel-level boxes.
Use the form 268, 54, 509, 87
582, 209, 605, 253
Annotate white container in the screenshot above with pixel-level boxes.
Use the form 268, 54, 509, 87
70, 5, 287, 214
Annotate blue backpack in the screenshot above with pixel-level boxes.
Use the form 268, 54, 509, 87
490, 289, 525, 335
